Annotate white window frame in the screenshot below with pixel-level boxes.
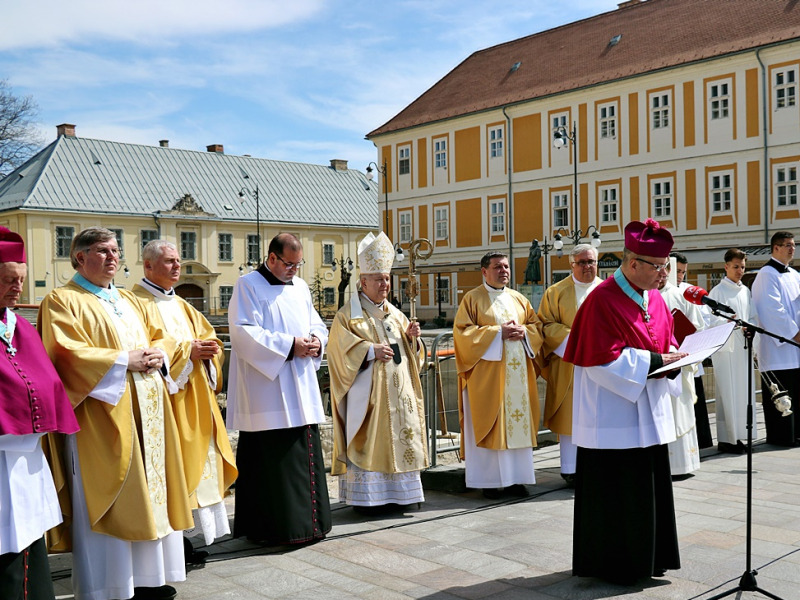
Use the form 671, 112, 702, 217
180, 231, 197, 261
552, 192, 570, 228
434, 139, 447, 169
775, 67, 797, 109
140, 229, 158, 256
651, 179, 673, 218
776, 164, 798, 207
710, 172, 733, 213
398, 210, 412, 243
398, 146, 411, 175
218, 233, 233, 262
489, 199, 505, 234
710, 82, 730, 120
219, 285, 234, 309
599, 186, 619, 224
551, 113, 568, 134
322, 242, 335, 265
323, 287, 336, 306
489, 126, 503, 158
108, 228, 124, 259
55, 226, 74, 259
246, 234, 260, 264
434, 206, 449, 241
437, 277, 451, 305
651, 93, 670, 129
599, 103, 617, 139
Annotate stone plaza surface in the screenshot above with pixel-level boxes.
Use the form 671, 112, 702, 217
50, 413, 800, 600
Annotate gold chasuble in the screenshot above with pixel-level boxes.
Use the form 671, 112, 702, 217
132, 284, 237, 509
39, 282, 192, 548
328, 296, 429, 476
454, 285, 544, 454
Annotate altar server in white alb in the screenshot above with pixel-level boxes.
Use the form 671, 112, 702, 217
226, 232, 331, 545
751, 231, 800, 447
658, 258, 703, 478
708, 248, 759, 453
328, 232, 429, 513
133, 240, 237, 560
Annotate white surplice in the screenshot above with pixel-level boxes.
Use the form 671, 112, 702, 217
709, 277, 759, 444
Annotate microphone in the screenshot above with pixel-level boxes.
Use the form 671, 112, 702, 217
682, 285, 736, 314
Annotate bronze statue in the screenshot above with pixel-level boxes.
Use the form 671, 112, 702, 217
524, 239, 542, 284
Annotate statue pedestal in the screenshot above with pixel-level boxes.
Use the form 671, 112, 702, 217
517, 284, 544, 310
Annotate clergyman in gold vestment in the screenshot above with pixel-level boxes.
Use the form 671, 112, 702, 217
454, 251, 543, 499
328, 232, 428, 512
39, 227, 192, 600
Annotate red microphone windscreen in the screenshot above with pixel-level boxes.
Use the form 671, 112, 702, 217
682, 285, 708, 305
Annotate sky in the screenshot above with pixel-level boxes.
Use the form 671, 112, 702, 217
2, 0, 620, 172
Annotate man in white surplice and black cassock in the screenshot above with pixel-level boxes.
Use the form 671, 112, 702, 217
565, 219, 684, 586
709, 248, 759, 453
227, 233, 331, 545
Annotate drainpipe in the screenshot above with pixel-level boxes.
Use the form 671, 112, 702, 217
503, 106, 514, 282
153, 211, 161, 237
756, 48, 770, 244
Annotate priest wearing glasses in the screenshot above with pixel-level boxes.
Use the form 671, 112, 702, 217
39, 227, 191, 600
564, 219, 685, 586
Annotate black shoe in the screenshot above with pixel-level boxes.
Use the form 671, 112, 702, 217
482, 488, 502, 499
561, 473, 576, 488
718, 442, 745, 455
671, 472, 694, 481
653, 568, 667, 577
183, 537, 208, 565
133, 586, 177, 600
506, 484, 530, 497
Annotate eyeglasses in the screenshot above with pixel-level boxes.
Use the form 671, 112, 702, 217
572, 260, 597, 267
91, 246, 120, 257
274, 254, 305, 269
778, 243, 797, 249
635, 257, 670, 272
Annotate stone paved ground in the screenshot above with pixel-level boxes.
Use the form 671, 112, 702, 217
51, 409, 800, 600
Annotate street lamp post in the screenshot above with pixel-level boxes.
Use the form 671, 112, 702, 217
331, 255, 354, 309
238, 168, 262, 262
553, 122, 602, 252
365, 160, 389, 234
539, 237, 555, 288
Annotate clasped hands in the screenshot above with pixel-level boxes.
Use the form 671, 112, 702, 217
128, 348, 165, 374
190, 339, 221, 361
294, 335, 322, 358
501, 319, 526, 341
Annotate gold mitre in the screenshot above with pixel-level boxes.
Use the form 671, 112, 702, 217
358, 232, 395, 274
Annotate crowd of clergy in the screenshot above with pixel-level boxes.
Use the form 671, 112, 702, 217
2, 217, 799, 598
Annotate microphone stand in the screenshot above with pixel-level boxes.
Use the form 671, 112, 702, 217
705, 308, 800, 600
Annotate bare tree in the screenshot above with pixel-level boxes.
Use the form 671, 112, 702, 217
0, 80, 44, 176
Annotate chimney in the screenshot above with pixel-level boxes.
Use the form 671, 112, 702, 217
330, 159, 348, 172
206, 144, 224, 154
159, 140, 169, 148
56, 123, 76, 138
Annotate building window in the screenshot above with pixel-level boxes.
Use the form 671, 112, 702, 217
55, 226, 74, 258
776, 165, 798, 207
398, 146, 410, 175
322, 242, 335, 265
180, 231, 197, 260
219, 285, 233, 309
218, 233, 233, 262
490, 199, 505, 234
437, 277, 451, 304
599, 104, 616, 138
323, 287, 335, 305
652, 179, 673, 218
553, 193, 569, 228
489, 127, 503, 158
775, 68, 797, 109
552, 114, 567, 133
710, 173, 733, 213
108, 228, 124, 259
710, 82, 730, 119
140, 229, 158, 255
599, 187, 618, 224
651, 93, 670, 129
399, 211, 412, 243
434, 139, 447, 169
434, 206, 449, 240
246, 234, 260, 264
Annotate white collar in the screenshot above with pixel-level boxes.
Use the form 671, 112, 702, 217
140, 278, 175, 300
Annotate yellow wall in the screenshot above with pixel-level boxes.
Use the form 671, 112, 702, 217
512, 114, 542, 172
455, 127, 481, 182
456, 197, 482, 247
